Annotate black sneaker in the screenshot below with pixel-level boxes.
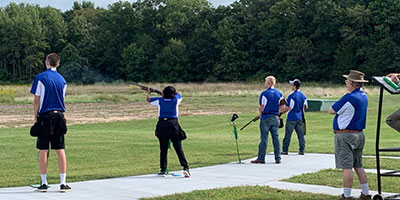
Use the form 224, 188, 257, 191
299, 152, 305, 155
60, 184, 72, 192
281, 152, 288, 155
157, 171, 167, 176
275, 160, 281, 164
37, 184, 48, 192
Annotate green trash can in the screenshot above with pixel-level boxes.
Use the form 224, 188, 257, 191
307, 99, 337, 112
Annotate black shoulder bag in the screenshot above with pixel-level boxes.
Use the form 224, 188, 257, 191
30, 119, 43, 137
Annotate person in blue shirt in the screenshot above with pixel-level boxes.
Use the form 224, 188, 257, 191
329, 70, 371, 200
251, 76, 286, 164
30, 53, 71, 192
281, 79, 308, 155
148, 86, 190, 178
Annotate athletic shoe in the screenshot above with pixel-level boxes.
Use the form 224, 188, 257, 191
37, 184, 48, 192
339, 194, 355, 200
183, 169, 191, 178
299, 152, 305, 155
157, 171, 167, 176
60, 184, 72, 192
281, 152, 288, 155
357, 193, 372, 200
275, 160, 281, 164
250, 159, 265, 164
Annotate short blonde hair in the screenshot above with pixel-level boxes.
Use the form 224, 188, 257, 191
265, 76, 276, 85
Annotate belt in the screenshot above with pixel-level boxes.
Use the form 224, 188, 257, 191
159, 118, 177, 121
49, 110, 62, 113
262, 112, 279, 116
41, 110, 63, 115
334, 129, 362, 134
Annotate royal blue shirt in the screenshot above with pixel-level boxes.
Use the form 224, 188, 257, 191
259, 87, 284, 120
331, 88, 368, 131
286, 90, 307, 121
150, 93, 182, 119
30, 68, 67, 114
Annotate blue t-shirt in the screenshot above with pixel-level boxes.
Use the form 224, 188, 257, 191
286, 90, 307, 121
331, 88, 368, 131
259, 87, 284, 120
30, 68, 67, 114
150, 93, 182, 119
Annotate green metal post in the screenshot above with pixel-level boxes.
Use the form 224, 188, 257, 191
233, 122, 241, 163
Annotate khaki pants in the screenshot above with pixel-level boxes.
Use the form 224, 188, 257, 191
386, 108, 400, 132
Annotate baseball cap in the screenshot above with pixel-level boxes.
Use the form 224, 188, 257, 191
289, 79, 301, 87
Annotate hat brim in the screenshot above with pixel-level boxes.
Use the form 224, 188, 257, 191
343, 75, 369, 83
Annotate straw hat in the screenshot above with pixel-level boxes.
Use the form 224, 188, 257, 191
342, 70, 369, 83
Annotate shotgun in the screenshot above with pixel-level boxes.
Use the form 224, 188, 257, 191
130, 82, 162, 95
240, 115, 260, 131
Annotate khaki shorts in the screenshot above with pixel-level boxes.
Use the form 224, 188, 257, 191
334, 132, 365, 169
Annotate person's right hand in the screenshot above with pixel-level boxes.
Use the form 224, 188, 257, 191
387, 73, 400, 82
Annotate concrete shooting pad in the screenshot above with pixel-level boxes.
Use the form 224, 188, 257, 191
0, 153, 396, 200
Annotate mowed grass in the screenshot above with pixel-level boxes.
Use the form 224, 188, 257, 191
283, 169, 400, 193
140, 185, 338, 200
0, 94, 399, 188
0, 114, 263, 188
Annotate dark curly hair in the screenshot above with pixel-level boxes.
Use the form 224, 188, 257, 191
163, 86, 176, 99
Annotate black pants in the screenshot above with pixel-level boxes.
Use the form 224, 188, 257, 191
158, 137, 188, 172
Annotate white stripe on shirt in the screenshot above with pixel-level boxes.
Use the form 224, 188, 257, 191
35, 81, 46, 112
150, 100, 160, 117
63, 84, 67, 98
337, 102, 355, 130
288, 99, 295, 115
261, 96, 268, 106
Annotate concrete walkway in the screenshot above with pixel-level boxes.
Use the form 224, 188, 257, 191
0, 153, 397, 200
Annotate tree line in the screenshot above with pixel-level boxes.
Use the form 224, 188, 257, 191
0, 0, 399, 84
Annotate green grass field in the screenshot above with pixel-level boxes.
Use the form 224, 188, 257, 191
141, 186, 339, 200
284, 169, 400, 193
0, 83, 399, 199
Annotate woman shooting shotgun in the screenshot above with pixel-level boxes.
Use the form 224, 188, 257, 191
147, 86, 191, 178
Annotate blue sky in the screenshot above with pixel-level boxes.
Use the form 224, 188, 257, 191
0, 0, 235, 11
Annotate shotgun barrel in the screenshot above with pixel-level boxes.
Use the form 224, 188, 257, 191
130, 82, 162, 95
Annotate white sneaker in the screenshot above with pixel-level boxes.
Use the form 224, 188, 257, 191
183, 169, 191, 178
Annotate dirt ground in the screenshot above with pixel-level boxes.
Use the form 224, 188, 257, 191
0, 102, 234, 128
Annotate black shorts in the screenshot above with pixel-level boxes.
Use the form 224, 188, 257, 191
36, 111, 67, 150
37, 134, 65, 150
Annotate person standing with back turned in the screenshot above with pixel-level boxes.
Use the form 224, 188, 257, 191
31, 53, 71, 192
329, 70, 371, 200
251, 76, 285, 164
147, 86, 190, 178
